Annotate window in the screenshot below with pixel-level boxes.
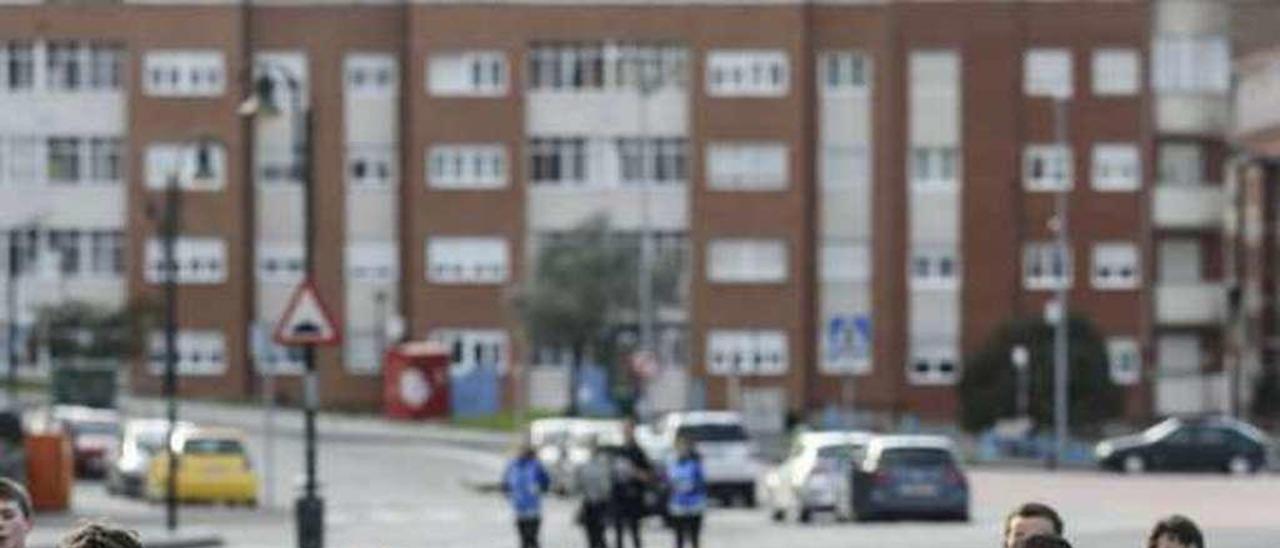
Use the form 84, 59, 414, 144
528, 138, 587, 185
148, 330, 227, 376
45, 41, 81, 91
87, 230, 124, 276
3, 42, 35, 91
909, 147, 958, 189
706, 142, 787, 191
1153, 37, 1229, 93
820, 241, 870, 283
430, 329, 508, 373
428, 144, 507, 189
256, 146, 301, 186
1092, 48, 1139, 96
1024, 48, 1073, 98
617, 138, 687, 186
46, 230, 81, 275
1024, 145, 1073, 191
4, 136, 38, 183
820, 51, 871, 93
1092, 143, 1140, 191
706, 330, 788, 376
907, 346, 959, 385
5, 229, 38, 276
144, 50, 226, 97
706, 50, 789, 97
529, 42, 687, 91
1023, 242, 1072, 290
1107, 337, 1141, 385
88, 138, 123, 184
346, 242, 397, 282
1157, 143, 1202, 186
910, 246, 960, 289
87, 43, 124, 90
426, 237, 508, 284
707, 238, 787, 284
47, 137, 81, 184
146, 142, 226, 190
256, 339, 305, 376
1157, 334, 1201, 375
347, 144, 396, 189
145, 237, 227, 285
345, 53, 397, 98
1092, 242, 1139, 290
256, 243, 304, 283
821, 145, 870, 189
428, 51, 507, 97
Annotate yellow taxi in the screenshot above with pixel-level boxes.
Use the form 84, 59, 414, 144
146, 426, 258, 506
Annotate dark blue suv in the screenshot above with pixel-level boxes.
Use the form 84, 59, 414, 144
849, 435, 969, 522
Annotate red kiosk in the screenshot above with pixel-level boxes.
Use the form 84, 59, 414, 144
383, 341, 451, 420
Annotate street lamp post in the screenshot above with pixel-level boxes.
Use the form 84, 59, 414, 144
241, 65, 323, 548
1051, 97, 1071, 470
1011, 344, 1029, 419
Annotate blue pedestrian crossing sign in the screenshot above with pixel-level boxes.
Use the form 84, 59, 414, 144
823, 314, 871, 374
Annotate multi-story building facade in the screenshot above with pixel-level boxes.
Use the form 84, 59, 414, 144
2, 0, 1271, 431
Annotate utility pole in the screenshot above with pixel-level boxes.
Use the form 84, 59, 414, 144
1051, 97, 1070, 470
162, 168, 181, 532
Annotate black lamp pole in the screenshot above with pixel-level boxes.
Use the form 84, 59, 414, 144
163, 168, 181, 532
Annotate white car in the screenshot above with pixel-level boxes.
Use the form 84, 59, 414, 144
763, 430, 874, 523
650, 411, 762, 507
106, 418, 195, 498
529, 417, 625, 495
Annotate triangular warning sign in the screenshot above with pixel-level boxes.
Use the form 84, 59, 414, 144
274, 280, 341, 346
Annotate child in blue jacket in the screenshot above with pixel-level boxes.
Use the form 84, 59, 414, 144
666, 435, 706, 548
503, 441, 551, 548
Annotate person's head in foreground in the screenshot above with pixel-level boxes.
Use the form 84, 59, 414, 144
0, 478, 33, 548
1016, 533, 1073, 548
58, 521, 142, 548
1148, 515, 1204, 548
1004, 502, 1064, 548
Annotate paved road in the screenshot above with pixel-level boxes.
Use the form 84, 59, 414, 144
28, 407, 1280, 548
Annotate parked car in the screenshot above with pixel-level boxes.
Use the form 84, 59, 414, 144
762, 430, 874, 523
850, 435, 969, 522
649, 411, 762, 507
556, 418, 626, 494
52, 405, 121, 479
106, 418, 194, 498
146, 426, 258, 506
1095, 415, 1271, 474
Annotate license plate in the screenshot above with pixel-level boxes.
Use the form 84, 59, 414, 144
899, 483, 938, 497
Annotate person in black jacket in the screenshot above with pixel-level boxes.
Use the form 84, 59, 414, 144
611, 420, 654, 548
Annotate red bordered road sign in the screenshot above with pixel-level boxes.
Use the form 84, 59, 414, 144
273, 279, 342, 346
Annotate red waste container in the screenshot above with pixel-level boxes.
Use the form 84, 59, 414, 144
383, 341, 451, 420
25, 433, 73, 512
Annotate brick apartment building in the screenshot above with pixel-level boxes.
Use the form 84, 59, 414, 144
0, 0, 1266, 430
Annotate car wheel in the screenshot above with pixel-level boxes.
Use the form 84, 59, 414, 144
1227, 455, 1255, 475
742, 489, 757, 508
798, 508, 812, 523
770, 508, 786, 522
1123, 454, 1146, 474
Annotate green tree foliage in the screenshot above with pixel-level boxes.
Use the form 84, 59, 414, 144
34, 298, 158, 363
959, 315, 1123, 434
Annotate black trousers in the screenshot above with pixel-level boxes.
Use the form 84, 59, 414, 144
580, 501, 610, 548
613, 498, 644, 548
516, 517, 540, 548
672, 515, 702, 548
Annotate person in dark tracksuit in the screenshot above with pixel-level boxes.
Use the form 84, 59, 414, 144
575, 436, 613, 548
666, 435, 706, 548
503, 442, 551, 548
612, 421, 654, 548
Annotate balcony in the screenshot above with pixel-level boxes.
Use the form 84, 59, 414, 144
1151, 185, 1224, 230
1155, 284, 1225, 326
1155, 95, 1230, 135
1235, 52, 1280, 141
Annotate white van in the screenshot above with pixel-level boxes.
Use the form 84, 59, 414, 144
651, 411, 762, 507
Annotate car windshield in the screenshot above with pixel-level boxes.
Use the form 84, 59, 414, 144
677, 423, 748, 442
137, 431, 168, 453
1143, 419, 1182, 441
880, 448, 953, 467
184, 438, 244, 455
817, 443, 865, 462
75, 420, 119, 436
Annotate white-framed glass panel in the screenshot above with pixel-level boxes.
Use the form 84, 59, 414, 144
428, 51, 508, 97
1107, 337, 1141, 386
616, 138, 687, 186
427, 144, 507, 189
1092, 48, 1139, 96
3, 42, 36, 91
706, 238, 787, 284
1024, 144, 1073, 191
87, 43, 124, 90
906, 344, 960, 385
85, 137, 123, 185
46, 230, 82, 276
256, 145, 301, 186
345, 53, 397, 98
705, 49, 789, 98
426, 236, 509, 284
46, 137, 81, 184
528, 138, 587, 185
1091, 143, 1140, 191
256, 243, 304, 283
1023, 242, 1072, 290
145, 237, 227, 285
706, 142, 788, 191
820, 241, 870, 283
1153, 37, 1229, 93
819, 51, 872, 94
346, 241, 397, 282
821, 145, 870, 189
706, 329, 788, 376
1157, 143, 1202, 186
528, 42, 688, 92
346, 144, 396, 189
430, 329, 508, 374
908, 147, 959, 190
1024, 48, 1073, 98
4, 136, 40, 183
148, 330, 228, 376
909, 245, 960, 290
87, 230, 124, 277
145, 141, 227, 191
1091, 242, 1140, 290
143, 50, 227, 98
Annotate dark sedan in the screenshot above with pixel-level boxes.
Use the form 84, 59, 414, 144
1095, 416, 1271, 474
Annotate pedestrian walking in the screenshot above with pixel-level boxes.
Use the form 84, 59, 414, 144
503, 440, 551, 548
612, 420, 654, 548
1147, 515, 1204, 548
666, 435, 706, 548
57, 521, 142, 548
575, 436, 613, 548
0, 477, 32, 548
1003, 502, 1064, 548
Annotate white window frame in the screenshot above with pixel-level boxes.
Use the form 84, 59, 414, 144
427, 51, 508, 97
909, 146, 959, 190
426, 236, 509, 285
1024, 145, 1073, 191
346, 241, 398, 283
906, 345, 960, 386
705, 329, 788, 376
430, 329, 509, 375
1091, 143, 1140, 191
1157, 143, 1202, 186
821, 145, 871, 190
1, 42, 37, 92
143, 50, 227, 98
820, 241, 870, 283
706, 238, 788, 284
145, 237, 227, 285
256, 243, 304, 284
819, 51, 872, 95
616, 137, 688, 187
145, 141, 227, 191
427, 144, 507, 189
1091, 242, 1140, 291
1153, 37, 1229, 94
148, 330, 228, 376
346, 144, 396, 190
1107, 337, 1141, 385
86, 137, 123, 185
1023, 242, 1073, 290
86, 230, 124, 278
705, 49, 789, 98
345, 53, 397, 99
706, 142, 788, 191
1092, 48, 1139, 96
909, 246, 960, 290
527, 137, 587, 186
1024, 48, 1073, 98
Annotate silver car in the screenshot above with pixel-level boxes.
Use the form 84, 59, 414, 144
106, 418, 193, 498
762, 430, 874, 523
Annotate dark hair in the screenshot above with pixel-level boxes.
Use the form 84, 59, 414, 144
1148, 515, 1204, 548
59, 522, 143, 548
0, 477, 33, 521
1004, 502, 1064, 537
1017, 534, 1073, 548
